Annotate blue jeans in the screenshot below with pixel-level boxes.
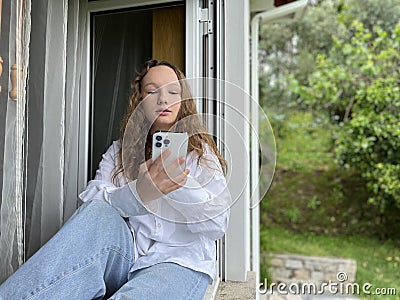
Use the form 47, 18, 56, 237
0, 199, 210, 299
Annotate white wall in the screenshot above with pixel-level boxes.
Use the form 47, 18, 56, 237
224, 0, 251, 282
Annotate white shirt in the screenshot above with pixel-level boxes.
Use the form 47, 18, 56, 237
79, 141, 231, 281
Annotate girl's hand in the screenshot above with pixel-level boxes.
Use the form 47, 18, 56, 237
136, 149, 189, 203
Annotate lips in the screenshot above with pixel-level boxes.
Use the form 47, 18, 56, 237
157, 109, 172, 116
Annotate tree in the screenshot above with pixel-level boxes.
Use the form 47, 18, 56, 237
259, 0, 400, 212
259, 0, 347, 111
259, 0, 400, 111
344, 0, 400, 34
295, 20, 400, 211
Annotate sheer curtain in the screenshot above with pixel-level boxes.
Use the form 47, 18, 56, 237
0, 0, 87, 283
90, 9, 152, 178
0, 0, 31, 283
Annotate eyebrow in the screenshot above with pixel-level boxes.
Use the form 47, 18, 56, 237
143, 82, 181, 89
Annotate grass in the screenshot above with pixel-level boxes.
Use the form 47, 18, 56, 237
260, 227, 400, 299
259, 110, 400, 299
262, 110, 335, 172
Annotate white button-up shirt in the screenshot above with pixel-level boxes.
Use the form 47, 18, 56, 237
79, 141, 231, 281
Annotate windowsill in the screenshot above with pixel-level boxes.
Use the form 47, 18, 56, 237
204, 271, 257, 299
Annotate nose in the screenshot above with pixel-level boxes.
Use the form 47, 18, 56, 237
157, 88, 168, 105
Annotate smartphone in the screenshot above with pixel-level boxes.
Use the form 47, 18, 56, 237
152, 132, 189, 177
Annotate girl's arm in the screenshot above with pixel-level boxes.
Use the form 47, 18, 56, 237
78, 141, 148, 218
81, 141, 231, 241
153, 149, 232, 241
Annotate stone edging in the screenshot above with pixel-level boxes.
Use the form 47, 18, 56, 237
264, 253, 357, 285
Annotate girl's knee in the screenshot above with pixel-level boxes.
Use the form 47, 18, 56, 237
81, 199, 113, 214
74, 199, 124, 228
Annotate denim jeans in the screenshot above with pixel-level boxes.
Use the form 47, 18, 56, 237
0, 199, 210, 300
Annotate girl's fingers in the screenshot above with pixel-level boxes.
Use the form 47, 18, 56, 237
160, 170, 189, 194
163, 157, 185, 178
151, 149, 171, 173
163, 181, 185, 195
139, 159, 152, 175
172, 168, 189, 184
141, 151, 189, 197
145, 158, 152, 170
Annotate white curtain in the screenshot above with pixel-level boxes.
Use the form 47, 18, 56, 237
0, 0, 31, 282
0, 0, 87, 283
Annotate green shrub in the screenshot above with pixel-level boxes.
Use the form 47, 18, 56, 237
293, 21, 400, 212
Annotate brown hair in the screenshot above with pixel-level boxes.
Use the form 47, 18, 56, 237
112, 59, 227, 184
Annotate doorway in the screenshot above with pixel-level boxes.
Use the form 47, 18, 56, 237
89, 3, 185, 179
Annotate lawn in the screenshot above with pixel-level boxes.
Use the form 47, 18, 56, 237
259, 110, 400, 299
260, 227, 400, 299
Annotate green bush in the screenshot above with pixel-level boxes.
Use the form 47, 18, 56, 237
336, 75, 400, 211
292, 21, 400, 212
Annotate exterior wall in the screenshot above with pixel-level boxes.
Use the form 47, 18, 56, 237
0, 0, 257, 286
224, 0, 252, 282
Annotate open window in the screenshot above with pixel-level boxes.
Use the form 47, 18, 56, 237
88, 2, 185, 178
83, 1, 225, 296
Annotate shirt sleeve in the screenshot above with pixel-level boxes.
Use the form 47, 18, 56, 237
78, 141, 147, 218
155, 148, 231, 241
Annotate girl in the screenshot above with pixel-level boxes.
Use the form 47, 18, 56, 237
0, 60, 231, 300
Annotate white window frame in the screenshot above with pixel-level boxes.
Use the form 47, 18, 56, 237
223, 0, 252, 282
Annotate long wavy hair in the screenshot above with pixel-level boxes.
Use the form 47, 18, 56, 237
113, 59, 227, 184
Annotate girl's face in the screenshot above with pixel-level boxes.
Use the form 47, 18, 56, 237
141, 66, 182, 133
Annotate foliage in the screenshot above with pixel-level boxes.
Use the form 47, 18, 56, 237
260, 111, 400, 240
259, 0, 348, 110
258, 0, 400, 292
259, 111, 400, 297
267, 110, 334, 172
336, 76, 400, 211
293, 21, 400, 211
342, 0, 400, 34
259, 0, 400, 109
